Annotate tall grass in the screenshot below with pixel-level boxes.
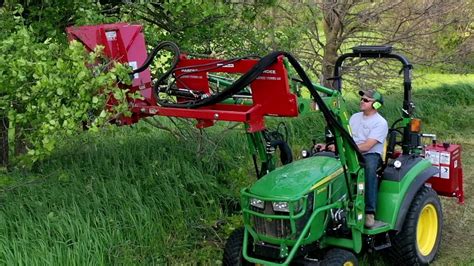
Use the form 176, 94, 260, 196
0, 126, 252, 264
0, 77, 473, 264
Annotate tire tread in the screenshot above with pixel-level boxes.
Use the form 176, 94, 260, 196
387, 186, 442, 265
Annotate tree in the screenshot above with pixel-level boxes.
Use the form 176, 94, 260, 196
270, 0, 473, 88
0, 6, 132, 167
0, 116, 7, 167
128, 1, 275, 56
132, 1, 472, 89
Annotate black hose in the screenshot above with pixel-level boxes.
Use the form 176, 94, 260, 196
130, 41, 181, 97
131, 41, 180, 74
157, 51, 280, 108
390, 118, 403, 129
270, 140, 293, 165
158, 51, 365, 163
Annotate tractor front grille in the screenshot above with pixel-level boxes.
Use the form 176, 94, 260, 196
249, 194, 313, 239
250, 205, 292, 238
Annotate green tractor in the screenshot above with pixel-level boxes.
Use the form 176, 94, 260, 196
65, 24, 462, 265
223, 46, 444, 265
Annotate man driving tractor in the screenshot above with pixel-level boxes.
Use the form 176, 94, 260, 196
320, 89, 388, 228
351, 89, 388, 228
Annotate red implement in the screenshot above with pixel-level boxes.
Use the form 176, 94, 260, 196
66, 23, 298, 131
425, 143, 464, 204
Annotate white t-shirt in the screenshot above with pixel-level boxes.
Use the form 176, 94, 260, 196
349, 112, 388, 155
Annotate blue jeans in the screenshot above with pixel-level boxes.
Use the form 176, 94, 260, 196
364, 153, 382, 214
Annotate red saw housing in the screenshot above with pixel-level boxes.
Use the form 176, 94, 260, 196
66, 23, 299, 132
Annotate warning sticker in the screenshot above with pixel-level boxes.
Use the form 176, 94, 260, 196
106, 31, 117, 41
440, 152, 450, 165
128, 61, 138, 79
433, 166, 441, 178
440, 166, 450, 179
425, 150, 440, 165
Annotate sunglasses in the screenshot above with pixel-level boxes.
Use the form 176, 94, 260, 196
360, 98, 373, 103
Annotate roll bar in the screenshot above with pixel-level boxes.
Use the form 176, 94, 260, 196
333, 45, 415, 154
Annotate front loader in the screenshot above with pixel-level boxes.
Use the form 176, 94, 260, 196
67, 24, 464, 265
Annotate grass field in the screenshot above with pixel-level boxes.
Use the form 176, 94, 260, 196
1, 74, 473, 264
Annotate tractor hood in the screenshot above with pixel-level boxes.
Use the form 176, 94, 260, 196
249, 156, 343, 200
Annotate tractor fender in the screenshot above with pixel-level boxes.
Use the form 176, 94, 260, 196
394, 166, 439, 231
383, 155, 423, 182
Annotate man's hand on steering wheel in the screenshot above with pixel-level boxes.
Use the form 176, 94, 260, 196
312, 143, 336, 153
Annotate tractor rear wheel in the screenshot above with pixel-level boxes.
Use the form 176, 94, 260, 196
321, 248, 358, 266
388, 186, 442, 265
223, 227, 253, 266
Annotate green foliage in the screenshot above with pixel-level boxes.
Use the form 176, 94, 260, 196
131, 1, 275, 56
2, 0, 118, 41
0, 22, 132, 166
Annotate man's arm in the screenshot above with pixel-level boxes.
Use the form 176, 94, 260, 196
357, 138, 379, 152
318, 139, 378, 153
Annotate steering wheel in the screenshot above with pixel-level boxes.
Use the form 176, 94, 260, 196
324, 141, 336, 152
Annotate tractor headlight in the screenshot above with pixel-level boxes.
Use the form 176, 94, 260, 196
272, 199, 305, 213
250, 198, 264, 209
301, 149, 309, 158
272, 201, 289, 212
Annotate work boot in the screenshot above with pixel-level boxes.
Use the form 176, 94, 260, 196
365, 214, 387, 228
365, 214, 375, 228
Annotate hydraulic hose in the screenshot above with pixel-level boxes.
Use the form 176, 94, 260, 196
126, 40, 363, 163
158, 51, 365, 163
130, 41, 181, 95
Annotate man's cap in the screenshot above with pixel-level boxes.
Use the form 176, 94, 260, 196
359, 89, 384, 104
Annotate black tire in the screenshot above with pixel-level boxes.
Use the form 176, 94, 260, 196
388, 186, 443, 265
223, 228, 253, 266
321, 248, 358, 266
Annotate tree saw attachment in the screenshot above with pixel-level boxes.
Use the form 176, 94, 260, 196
67, 23, 300, 132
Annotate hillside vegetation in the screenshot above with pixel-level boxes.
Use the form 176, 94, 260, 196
1, 77, 474, 264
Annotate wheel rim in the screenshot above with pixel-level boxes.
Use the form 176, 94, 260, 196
343, 262, 354, 266
416, 203, 438, 256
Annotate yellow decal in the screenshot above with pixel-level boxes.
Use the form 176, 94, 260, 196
344, 112, 353, 136
310, 168, 344, 191
316, 187, 327, 194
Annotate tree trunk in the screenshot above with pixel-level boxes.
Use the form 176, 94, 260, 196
321, 42, 339, 89
321, 1, 344, 89
15, 130, 27, 156
0, 115, 8, 167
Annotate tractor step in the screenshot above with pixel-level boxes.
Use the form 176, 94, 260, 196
368, 232, 392, 251
363, 222, 390, 235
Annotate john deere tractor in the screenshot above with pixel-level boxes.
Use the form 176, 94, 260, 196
223, 46, 443, 265
66, 24, 460, 265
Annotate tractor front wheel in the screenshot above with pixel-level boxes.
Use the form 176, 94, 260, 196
223, 227, 253, 266
389, 186, 443, 265
321, 248, 358, 266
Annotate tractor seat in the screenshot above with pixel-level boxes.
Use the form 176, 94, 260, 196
376, 129, 400, 178
377, 129, 401, 176
375, 141, 388, 177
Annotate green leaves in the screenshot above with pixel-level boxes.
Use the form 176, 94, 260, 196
0, 25, 132, 167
